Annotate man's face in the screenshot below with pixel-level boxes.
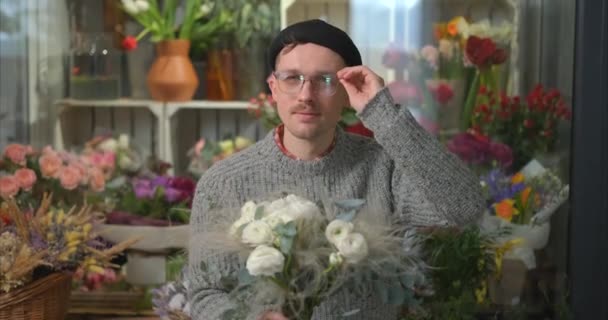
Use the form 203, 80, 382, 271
268, 43, 349, 140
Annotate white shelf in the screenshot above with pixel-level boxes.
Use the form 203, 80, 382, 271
56, 98, 158, 108
165, 100, 250, 117
53, 98, 253, 174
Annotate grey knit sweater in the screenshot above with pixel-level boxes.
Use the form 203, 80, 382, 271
188, 88, 485, 320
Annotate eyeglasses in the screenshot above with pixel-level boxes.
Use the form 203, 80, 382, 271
273, 71, 339, 96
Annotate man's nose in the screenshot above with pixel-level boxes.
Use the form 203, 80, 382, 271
297, 80, 315, 102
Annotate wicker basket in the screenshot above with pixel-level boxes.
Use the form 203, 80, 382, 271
0, 272, 72, 320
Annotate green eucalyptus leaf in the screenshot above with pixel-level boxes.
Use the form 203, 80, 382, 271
280, 236, 293, 254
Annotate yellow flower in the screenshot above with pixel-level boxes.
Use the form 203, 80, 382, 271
82, 223, 92, 235
218, 140, 235, 154
511, 172, 525, 184
493, 199, 519, 221
87, 265, 105, 274
55, 209, 65, 224
447, 16, 466, 37
475, 280, 487, 304
65, 231, 81, 243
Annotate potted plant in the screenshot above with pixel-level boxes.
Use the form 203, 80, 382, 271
120, 0, 222, 101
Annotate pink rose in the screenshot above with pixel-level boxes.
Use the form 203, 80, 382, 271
89, 168, 105, 192
59, 165, 82, 190
14, 168, 37, 191
71, 161, 89, 185
39, 154, 63, 178
4, 144, 28, 166
0, 175, 19, 199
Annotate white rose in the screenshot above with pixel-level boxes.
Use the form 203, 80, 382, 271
241, 221, 274, 247
329, 252, 343, 266
246, 245, 285, 276
229, 217, 250, 238
325, 220, 354, 246
118, 134, 130, 149
336, 233, 369, 264
240, 201, 258, 221
262, 215, 283, 229
280, 194, 321, 222
267, 198, 289, 213
98, 138, 118, 152
134, 0, 150, 12
121, 0, 139, 14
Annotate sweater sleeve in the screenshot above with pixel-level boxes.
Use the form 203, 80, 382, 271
187, 177, 266, 320
357, 87, 485, 227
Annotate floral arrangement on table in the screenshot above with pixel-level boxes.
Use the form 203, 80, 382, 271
187, 135, 254, 178
0, 144, 112, 209
80, 133, 144, 178
0, 195, 137, 293
118, 0, 230, 51
105, 174, 196, 226
381, 16, 514, 137
478, 161, 569, 270
247, 92, 375, 138
198, 193, 429, 319
469, 84, 572, 168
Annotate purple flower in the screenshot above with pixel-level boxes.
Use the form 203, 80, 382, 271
482, 169, 526, 203
134, 184, 155, 199
152, 176, 170, 188
164, 187, 182, 203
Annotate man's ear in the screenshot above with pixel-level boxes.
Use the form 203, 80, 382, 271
267, 74, 277, 95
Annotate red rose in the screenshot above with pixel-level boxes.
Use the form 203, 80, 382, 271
491, 48, 508, 64
121, 36, 138, 51
430, 82, 454, 105
465, 36, 497, 67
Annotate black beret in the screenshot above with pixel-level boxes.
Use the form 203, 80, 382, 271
267, 19, 362, 70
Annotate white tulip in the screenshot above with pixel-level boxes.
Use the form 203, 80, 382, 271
121, 0, 139, 15
325, 220, 354, 246
240, 201, 258, 221
241, 220, 274, 247
336, 233, 369, 264
134, 0, 150, 12
246, 245, 285, 276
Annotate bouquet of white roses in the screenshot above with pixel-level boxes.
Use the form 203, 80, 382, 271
202, 193, 429, 320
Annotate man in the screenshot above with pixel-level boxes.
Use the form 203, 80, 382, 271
188, 19, 484, 320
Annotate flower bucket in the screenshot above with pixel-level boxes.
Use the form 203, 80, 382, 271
488, 258, 527, 306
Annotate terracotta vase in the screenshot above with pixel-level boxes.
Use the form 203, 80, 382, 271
147, 40, 198, 101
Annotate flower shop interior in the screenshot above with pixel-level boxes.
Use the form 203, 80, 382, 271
0, 0, 606, 320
